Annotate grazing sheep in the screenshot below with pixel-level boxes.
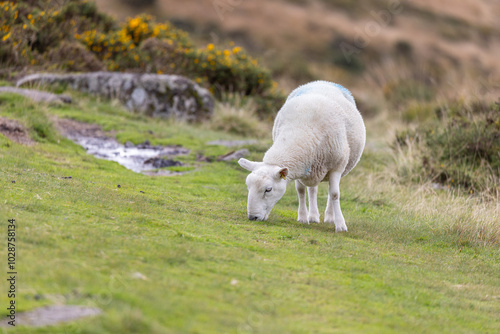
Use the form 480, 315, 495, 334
238, 81, 365, 232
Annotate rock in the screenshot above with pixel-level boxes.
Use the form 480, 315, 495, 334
217, 149, 249, 161
196, 153, 213, 162
144, 157, 182, 168
131, 272, 148, 280
16, 72, 214, 122
0, 87, 72, 104
0, 305, 101, 327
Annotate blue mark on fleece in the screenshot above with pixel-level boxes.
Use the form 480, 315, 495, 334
288, 81, 355, 105
304, 166, 311, 176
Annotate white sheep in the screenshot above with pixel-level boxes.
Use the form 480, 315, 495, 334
238, 81, 366, 232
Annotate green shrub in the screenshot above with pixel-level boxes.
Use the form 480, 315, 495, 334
395, 100, 500, 196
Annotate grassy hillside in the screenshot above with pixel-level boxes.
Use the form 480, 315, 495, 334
1, 0, 499, 332
0, 90, 499, 333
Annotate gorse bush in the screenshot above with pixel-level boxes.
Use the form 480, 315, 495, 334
396, 100, 500, 197
0, 0, 115, 66
0, 0, 284, 117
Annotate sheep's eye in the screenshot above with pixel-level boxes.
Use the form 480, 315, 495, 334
265, 187, 272, 193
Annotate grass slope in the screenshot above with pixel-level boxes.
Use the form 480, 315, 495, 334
1, 92, 499, 333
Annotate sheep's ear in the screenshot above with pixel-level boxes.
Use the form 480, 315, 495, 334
277, 167, 288, 180
238, 158, 261, 172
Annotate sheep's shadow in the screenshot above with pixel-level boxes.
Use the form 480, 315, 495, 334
253, 217, 342, 234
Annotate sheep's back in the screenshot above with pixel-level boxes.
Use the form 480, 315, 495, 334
267, 81, 365, 180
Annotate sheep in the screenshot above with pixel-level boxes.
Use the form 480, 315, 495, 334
238, 80, 366, 232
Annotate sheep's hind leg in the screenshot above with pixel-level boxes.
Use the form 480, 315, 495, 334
324, 171, 347, 232
295, 180, 308, 223
307, 186, 320, 223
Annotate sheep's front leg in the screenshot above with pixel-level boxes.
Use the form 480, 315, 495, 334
295, 180, 308, 223
307, 186, 320, 223
324, 171, 347, 232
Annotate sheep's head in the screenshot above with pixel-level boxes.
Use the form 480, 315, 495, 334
238, 158, 288, 221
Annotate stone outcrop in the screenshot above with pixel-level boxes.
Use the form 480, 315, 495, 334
16, 72, 214, 122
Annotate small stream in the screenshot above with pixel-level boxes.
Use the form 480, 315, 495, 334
73, 136, 188, 173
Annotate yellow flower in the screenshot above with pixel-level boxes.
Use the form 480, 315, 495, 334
207, 43, 214, 51
129, 17, 140, 29
193, 59, 199, 64
170, 63, 175, 69
157, 70, 163, 74
223, 50, 230, 57
27, 14, 32, 19
232, 46, 242, 54
134, 55, 139, 61
2, 32, 10, 41
195, 78, 202, 83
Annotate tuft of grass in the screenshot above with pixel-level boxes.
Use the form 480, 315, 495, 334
208, 93, 272, 138
0, 93, 59, 143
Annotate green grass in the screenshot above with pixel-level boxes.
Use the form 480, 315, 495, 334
1, 92, 499, 333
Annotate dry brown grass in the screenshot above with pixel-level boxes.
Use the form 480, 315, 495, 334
348, 148, 500, 247
207, 94, 272, 138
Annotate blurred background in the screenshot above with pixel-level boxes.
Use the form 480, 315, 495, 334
93, 0, 500, 100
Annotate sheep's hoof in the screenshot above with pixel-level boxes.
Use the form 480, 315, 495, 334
335, 224, 348, 232
297, 217, 309, 224
324, 216, 335, 224
308, 215, 320, 223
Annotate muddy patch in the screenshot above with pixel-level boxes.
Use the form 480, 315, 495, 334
0, 117, 36, 145
0, 305, 101, 327
55, 118, 189, 174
